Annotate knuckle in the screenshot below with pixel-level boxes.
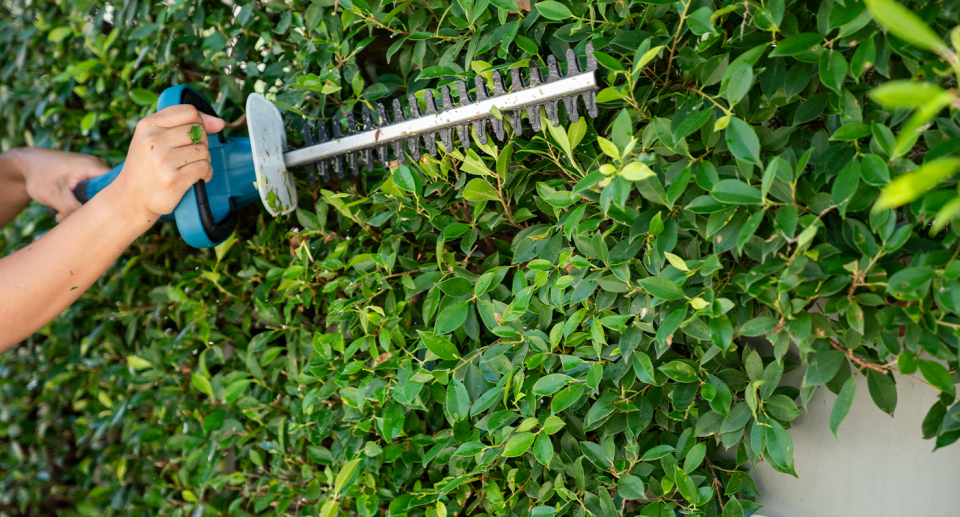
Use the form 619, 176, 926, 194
172, 104, 197, 117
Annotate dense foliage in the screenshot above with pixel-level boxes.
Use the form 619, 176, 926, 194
3, 0, 960, 516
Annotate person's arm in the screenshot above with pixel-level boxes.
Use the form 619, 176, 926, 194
0, 105, 225, 352
0, 151, 32, 227
0, 148, 113, 227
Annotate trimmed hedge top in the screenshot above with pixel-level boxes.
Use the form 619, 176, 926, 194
2, 1, 960, 517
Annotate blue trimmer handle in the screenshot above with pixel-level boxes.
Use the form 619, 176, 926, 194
72, 85, 247, 248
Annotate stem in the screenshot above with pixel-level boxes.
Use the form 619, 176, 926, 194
665, 0, 692, 79
494, 170, 516, 224
684, 87, 732, 116
829, 339, 886, 373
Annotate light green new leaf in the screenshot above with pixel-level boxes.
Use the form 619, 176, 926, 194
864, 0, 946, 54
335, 458, 362, 494
874, 159, 960, 211
869, 80, 946, 108
503, 432, 537, 457
463, 178, 500, 202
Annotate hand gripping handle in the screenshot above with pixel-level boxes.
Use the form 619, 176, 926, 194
73, 85, 237, 245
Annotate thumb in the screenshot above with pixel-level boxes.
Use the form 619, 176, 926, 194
200, 113, 226, 134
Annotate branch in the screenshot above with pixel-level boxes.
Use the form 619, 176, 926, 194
829, 339, 886, 373
665, 0, 693, 79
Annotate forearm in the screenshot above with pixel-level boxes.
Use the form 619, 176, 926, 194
0, 183, 152, 351
0, 149, 31, 227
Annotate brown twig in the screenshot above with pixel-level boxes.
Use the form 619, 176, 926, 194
829, 339, 886, 373
704, 457, 723, 489
224, 113, 246, 130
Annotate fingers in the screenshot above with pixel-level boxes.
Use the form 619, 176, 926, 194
168, 144, 212, 171
179, 160, 214, 184
52, 178, 84, 222
165, 123, 211, 148
148, 105, 225, 134
67, 156, 112, 190
148, 104, 206, 129
200, 113, 225, 134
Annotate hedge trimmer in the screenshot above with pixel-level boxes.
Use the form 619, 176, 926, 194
73, 44, 600, 248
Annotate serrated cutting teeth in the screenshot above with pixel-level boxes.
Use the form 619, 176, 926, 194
288, 43, 601, 181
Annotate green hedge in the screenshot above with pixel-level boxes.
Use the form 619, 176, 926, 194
2, 0, 960, 516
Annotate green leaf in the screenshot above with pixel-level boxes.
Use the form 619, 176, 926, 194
918, 360, 955, 398
532, 374, 571, 396
551, 384, 585, 414
416, 66, 458, 81
48, 27, 73, 43
829, 376, 857, 440
435, 301, 470, 334
830, 123, 872, 141
618, 475, 646, 499
126, 356, 152, 370
463, 178, 500, 203
453, 441, 487, 456
638, 276, 686, 300
446, 379, 472, 421
864, 0, 946, 54
683, 442, 707, 472
191, 373, 213, 398
874, 159, 960, 211
641, 444, 676, 461
392, 165, 421, 193
818, 50, 847, 93
633, 352, 657, 384
739, 316, 778, 337
418, 331, 461, 360
503, 432, 537, 457
533, 432, 554, 466
763, 419, 797, 476
886, 267, 935, 297
725, 118, 762, 165
591, 51, 625, 71
535, 1, 573, 20
319, 500, 339, 517
497, 141, 514, 177
674, 109, 714, 142
437, 277, 473, 296
802, 350, 844, 386
769, 33, 823, 56
722, 497, 744, 517
869, 80, 946, 108
675, 467, 699, 503
584, 394, 617, 428
831, 159, 860, 207
659, 360, 699, 383
461, 149, 494, 176
130, 88, 159, 106
687, 6, 717, 35
542, 415, 566, 434
725, 62, 753, 105
765, 394, 800, 421
866, 370, 898, 415
712, 179, 763, 205
335, 458, 362, 494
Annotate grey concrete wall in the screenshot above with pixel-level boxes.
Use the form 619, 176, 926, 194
751, 369, 960, 517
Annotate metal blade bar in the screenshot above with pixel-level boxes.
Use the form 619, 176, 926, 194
283, 70, 599, 168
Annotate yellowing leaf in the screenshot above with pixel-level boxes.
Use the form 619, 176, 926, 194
665, 252, 689, 271
690, 297, 710, 310
126, 356, 153, 370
